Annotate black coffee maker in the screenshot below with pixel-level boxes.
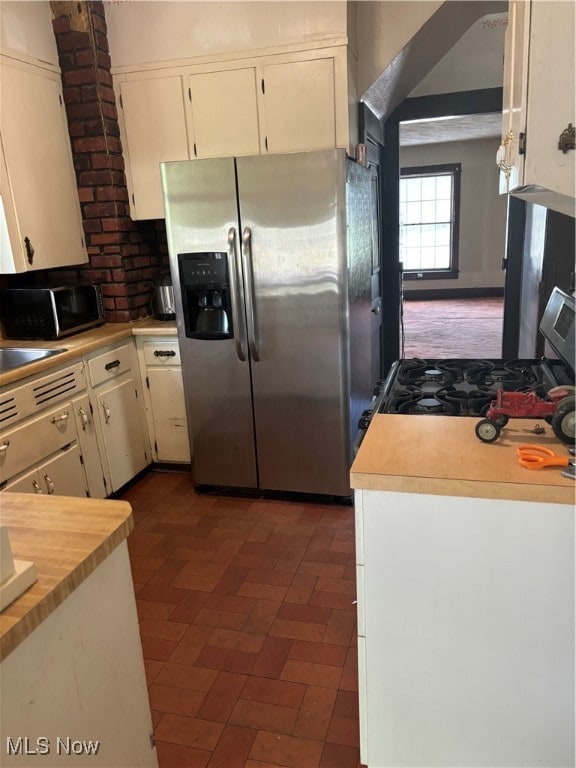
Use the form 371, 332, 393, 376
178, 252, 233, 340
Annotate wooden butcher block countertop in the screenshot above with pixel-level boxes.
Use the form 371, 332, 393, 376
0, 318, 177, 387
0, 493, 133, 662
350, 415, 575, 505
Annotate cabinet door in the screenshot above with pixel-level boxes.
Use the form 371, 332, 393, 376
147, 368, 190, 463
37, 445, 87, 497
0, 58, 87, 271
3, 445, 85, 497
3, 466, 43, 495
96, 377, 148, 492
523, 0, 575, 208
72, 393, 108, 499
258, 58, 336, 153
119, 75, 189, 220
188, 68, 260, 158
498, 0, 530, 194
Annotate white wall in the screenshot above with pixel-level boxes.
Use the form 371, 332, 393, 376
104, 0, 348, 67
0, 0, 58, 65
410, 13, 506, 97
400, 137, 507, 292
356, 1, 442, 96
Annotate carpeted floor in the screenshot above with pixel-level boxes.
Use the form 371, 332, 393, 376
401, 297, 504, 359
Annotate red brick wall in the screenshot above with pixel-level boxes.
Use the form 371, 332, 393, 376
50, 0, 168, 321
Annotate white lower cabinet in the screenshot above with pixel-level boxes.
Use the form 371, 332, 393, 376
0, 391, 89, 498
72, 393, 108, 499
136, 337, 190, 464
0, 337, 151, 500
354, 488, 575, 768
86, 340, 150, 494
3, 444, 86, 497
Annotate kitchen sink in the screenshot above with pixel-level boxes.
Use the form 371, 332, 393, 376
0, 347, 67, 374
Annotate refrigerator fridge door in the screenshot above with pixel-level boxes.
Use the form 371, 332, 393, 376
161, 158, 258, 488
236, 150, 351, 495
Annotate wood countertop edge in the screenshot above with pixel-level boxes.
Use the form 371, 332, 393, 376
0, 319, 177, 387
350, 472, 575, 505
0, 511, 134, 662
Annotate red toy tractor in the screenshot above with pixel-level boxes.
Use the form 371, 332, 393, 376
475, 386, 576, 444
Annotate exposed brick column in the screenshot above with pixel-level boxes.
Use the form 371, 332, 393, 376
50, 0, 166, 321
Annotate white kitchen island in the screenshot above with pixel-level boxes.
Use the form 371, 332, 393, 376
0, 493, 158, 768
350, 414, 574, 768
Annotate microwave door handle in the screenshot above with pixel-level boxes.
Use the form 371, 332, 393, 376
48, 290, 60, 337
227, 227, 247, 362
241, 227, 259, 362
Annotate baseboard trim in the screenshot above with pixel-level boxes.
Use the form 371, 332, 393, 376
403, 287, 505, 301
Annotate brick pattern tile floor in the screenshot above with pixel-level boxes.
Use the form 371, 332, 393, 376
120, 470, 364, 768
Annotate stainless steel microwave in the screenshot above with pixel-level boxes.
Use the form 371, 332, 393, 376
0, 284, 105, 339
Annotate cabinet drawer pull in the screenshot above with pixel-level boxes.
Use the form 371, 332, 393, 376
105, 359, 121, 371
32, 480, 43, 494
153, 350, 176, 357
102, 402, 111, 423
0, 440, 10, 455
44, 473, 55, 495
51, 412, 69, 424
78, 407, 90, 429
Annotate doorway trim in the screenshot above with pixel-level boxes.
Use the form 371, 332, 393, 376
380, 87, 504, 373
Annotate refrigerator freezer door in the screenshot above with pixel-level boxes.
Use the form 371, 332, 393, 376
236, 150, 351, 495
161, 158, 258, 489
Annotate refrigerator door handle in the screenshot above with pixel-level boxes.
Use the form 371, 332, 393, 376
241, 227, 260, 362
227, 227, 247, 362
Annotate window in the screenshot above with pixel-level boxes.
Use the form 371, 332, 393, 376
399, 163, 461, 279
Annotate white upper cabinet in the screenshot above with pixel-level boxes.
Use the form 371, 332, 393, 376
119, 75, 190, 220
115, 46, 349, 220
258, 58, 336, 154
499, 0, 575, 217
188, 68, 260, 159
0, 56, 87, 272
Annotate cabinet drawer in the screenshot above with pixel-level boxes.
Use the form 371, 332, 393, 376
87, 344, 132, 387
0, 401, 78, 485
142, 340, 181, 366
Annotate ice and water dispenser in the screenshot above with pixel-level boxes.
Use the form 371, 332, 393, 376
178, 252, 233, 340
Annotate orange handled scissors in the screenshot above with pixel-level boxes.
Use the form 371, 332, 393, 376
517, 444, 573, 470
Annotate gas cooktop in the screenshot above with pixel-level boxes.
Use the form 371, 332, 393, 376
381, 357, 573, 417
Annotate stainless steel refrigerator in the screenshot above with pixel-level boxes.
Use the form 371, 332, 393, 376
161, 149, 373, 496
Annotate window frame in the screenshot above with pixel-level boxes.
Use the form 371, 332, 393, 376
399, 162, 461, 280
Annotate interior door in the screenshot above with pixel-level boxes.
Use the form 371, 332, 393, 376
236, 151, 350, 496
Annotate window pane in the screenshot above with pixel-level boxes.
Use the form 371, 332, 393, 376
436, 199, 451, 221
435, 223, 450, 246
435, 245, 450, 268
421, 201, 436, 223
408, 227, 420, 247
436, 175, 452, 199
420, 247, 436, 269
421, 176, 436, 200
405, 201, 421, 224
405, 178, 421, 202
399, 180, 407, 204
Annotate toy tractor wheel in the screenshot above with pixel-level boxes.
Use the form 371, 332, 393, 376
551, 396, 576, 445
494, 415, 509, 428
475, 419, 501, 443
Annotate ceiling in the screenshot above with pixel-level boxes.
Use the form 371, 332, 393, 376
400, 112, 502, 146
366, 7, 508, 146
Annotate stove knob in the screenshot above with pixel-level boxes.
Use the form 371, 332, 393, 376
358, 410, 373, 430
